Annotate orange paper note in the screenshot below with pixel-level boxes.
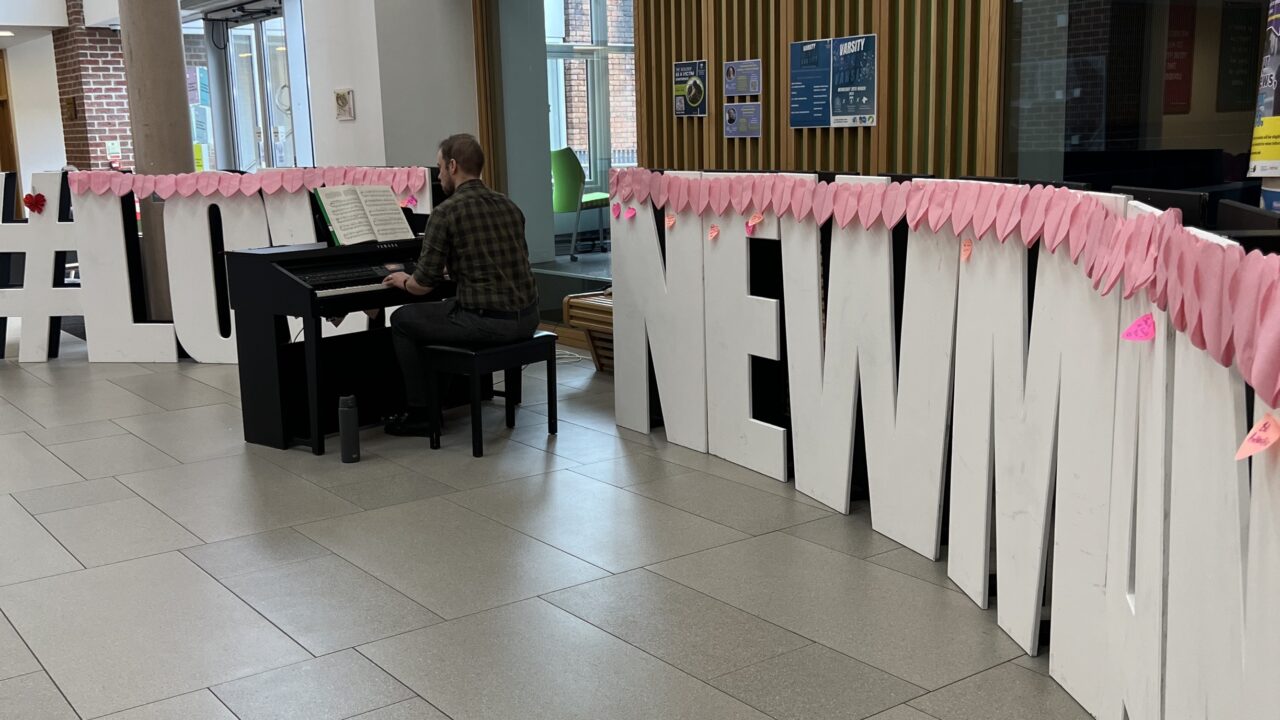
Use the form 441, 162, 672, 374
748, 212, 764, 227
961, 237, 973, 262
709, 224, 720, 241
665, 214, 676, 229
1237, 413, 1280, 460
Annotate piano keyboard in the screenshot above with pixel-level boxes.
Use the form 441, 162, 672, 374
316, 283, 388, 298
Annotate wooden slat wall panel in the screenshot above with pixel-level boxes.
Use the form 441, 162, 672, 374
634, 0, 1004, 176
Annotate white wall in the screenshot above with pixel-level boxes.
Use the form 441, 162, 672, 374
374, 0, 478, 167
0, 0, 67, 28
497, 0, 555, 264
7, 35, 67, 189
300, 0, 386, 166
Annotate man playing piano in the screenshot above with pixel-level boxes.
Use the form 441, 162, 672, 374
380, 134, 540, 436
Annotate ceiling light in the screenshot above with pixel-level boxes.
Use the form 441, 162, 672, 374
0, 31, 15, 37
238, 52, 252, 57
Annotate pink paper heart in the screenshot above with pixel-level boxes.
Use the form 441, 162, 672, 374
175, 174, 199, 197
624, 207, 637, 220
813, 181, 835, 226
971, 184, 999, 238
90, 172, 112, 195
352, 167, 370, 185
112, 172, 133, 197
133, 174, 155, 199
732, 175, 754, 215
1236, 252, 1279, 381
260, 171, 284, 194
608, 169, 619, 198
905, 182, 931, 230
239, 173, 262, 196
995, 185, 1029, 243
754, 175, 774, 215
283, 169, 305, 193
154, 175, 177, 199
67, 173, 86, 195
1043, 188, 1077, 253
881, 183, 907, 229
1215, 245, 1244, 367
611, 202, 622, 219
791, 179, 815, 221
952, 182, 979, 236
1252, 260, 1280, 405
928, 182, 954, 233
670, 175, 689, 214
617, 169, 634, 202
1099, 215, 1137, 297
651, 173, 669, 209
859, 182, 885, 229
1188, 241, 1222, 351
834, 183, 859, 228
217, 173, 240, 196
390, 168, 408, 193
1068, 198, 1097, 263
323, 167, 344, 187
710, 177, 731, 216
773, 176, 794, 217
692, 177, 711, 215
633, 171, 651, 205
408, 167, 428, 192
1020, 185, 1050, 247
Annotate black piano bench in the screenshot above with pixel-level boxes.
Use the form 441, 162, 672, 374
424, 330, 559, 457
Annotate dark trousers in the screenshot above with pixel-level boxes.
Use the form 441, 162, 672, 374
390, 298, 540, 407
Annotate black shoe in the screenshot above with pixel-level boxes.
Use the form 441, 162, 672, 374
384, 413, 434, 438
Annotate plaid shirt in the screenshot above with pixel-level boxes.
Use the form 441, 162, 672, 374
412, 180, 538, 312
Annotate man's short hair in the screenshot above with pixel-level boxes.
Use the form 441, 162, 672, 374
439, 134, 485, 176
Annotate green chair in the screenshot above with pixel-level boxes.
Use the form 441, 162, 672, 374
551, 147, 611, 261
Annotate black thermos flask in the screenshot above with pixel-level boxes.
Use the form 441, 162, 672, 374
338, 395, 360, 463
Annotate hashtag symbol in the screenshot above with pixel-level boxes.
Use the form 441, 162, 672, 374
0, 172, 83, 362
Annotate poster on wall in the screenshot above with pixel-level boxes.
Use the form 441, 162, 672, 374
830, 34, 878, 127
1163, 3, 1196, 114
674, 60, 709, 117
1220, 2, 1264, 112
789, 40, 832, 128
1249, 0, 1280, 177
724, 59, 762, 96
725, 102, 762, 138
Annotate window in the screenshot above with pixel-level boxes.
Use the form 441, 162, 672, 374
545, 0, 636, 190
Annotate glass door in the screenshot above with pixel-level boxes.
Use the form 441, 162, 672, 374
262, 17, 295, 168
227, 16, 298, 171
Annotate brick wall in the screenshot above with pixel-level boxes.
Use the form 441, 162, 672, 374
554, 0, 637, 168
183, 32, 208, 70
53, 0, 134, 170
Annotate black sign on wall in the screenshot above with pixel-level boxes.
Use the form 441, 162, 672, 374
1219, 1, 1265, 113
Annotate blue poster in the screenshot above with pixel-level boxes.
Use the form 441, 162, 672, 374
724, 102, 762, 138
789, 39, 831, 128
674, 60, 708, 117
831, 34, 877, 127
724, 59, 763, 97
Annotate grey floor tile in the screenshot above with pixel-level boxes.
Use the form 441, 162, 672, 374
3, 380, 164, 428
13, 477, 136, 515
908, 662, 1091, 720
867, 707, 939, 720
0, 399, 39, 434
650, 533, 1022, 690
25, 419, 128, 447
0, 362, 52, 398
568, 454, 693, 487
544, 569, 810, 680
20, 359, 153, 385
0, 495, 81, 586
48, 434, 179, 480
297, 498, 607, 619
109, 372, 239, 411
447, 470, 749, 572
783, 504, 903, 558
37, 497, 202, 567
1012, 653, 1051, 676
867, 548, 961, 593
0, 432, 83, 494
248, 446, 416, 488
101, 689, 237, 719
327, 472, 456, 510
175, 363, 242, 397
114, 404, 246, 463
0, 671, 78, 719
121, 455, 360, 542
0, 612, 38, 681
181, 528, 331, 580
360, 599, 770, 720
213, 650, 414, 720
222, 554, 442, 655
627, 470, 833, 535
524, 395, 636, 439
380, 441, 578, 491
710, 644, 924, 720
0, 553, 309, 719
640, 438, 831, 510
509, 420, 651, 464
349, 697, 450, 719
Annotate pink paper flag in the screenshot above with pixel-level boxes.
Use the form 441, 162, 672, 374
961, 237, 973, 262
1236, 413, 1280, 461
813, 182, 835, 226
624, 207, 637, 220
708, 224, 720, 241
611, 202, 622, 219
154, 175, 176, 199
1122, 313, 1156, 342
665, 214, 676, 229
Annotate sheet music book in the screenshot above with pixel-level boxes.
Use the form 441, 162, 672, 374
314, 185, 414, 245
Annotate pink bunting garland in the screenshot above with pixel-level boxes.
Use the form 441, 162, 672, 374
68, 167, 433, 201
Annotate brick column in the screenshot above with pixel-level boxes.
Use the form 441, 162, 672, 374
52, 0, 134, 170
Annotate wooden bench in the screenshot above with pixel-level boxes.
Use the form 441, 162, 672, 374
562, 290, 614, 373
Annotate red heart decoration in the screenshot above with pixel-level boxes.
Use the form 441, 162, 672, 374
22, 193, 47, 214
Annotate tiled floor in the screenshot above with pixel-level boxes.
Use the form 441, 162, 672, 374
0, 340, 1091, 720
